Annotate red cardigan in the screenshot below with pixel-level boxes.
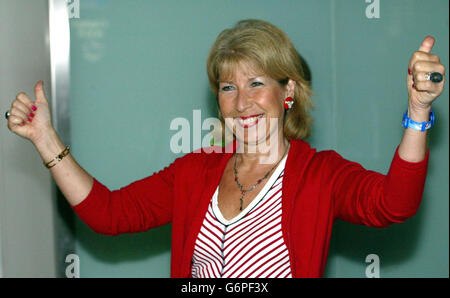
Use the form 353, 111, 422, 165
72, 139, 429, 277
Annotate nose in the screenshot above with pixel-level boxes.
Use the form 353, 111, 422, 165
235, 90, 252, 112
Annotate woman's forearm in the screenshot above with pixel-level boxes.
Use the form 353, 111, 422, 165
33, 128, 93, 206
397, 106, 432, 162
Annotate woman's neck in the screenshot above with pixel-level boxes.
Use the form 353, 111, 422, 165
235, 136, 290, 169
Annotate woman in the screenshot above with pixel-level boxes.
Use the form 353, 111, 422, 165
5, 19, 445, 277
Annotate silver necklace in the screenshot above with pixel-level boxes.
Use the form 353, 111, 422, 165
233, 145, 290, 211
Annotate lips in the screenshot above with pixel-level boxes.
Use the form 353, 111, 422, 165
235, 113, 265, 128
239, 113, 263, 120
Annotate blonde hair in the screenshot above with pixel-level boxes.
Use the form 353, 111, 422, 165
206, 19, 315, 140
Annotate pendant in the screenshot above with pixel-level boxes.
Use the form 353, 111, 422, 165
239, 194, 244, 211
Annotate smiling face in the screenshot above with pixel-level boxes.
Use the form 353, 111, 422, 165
217, 62, 295, 147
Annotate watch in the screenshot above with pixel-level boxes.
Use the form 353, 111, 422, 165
402, 109, 435, 131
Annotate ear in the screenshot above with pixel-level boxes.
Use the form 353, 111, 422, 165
286, 79, 296, 98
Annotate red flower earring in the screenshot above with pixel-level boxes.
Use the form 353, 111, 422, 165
284, 97, 294, 110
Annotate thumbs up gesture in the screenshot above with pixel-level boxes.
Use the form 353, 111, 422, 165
6, 81, 55, 145
407, 36, 446, 111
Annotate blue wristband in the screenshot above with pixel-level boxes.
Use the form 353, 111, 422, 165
402, 109, 435, 131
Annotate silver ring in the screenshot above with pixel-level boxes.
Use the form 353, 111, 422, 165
425, 72, 443, 83
5, 110, 10, 120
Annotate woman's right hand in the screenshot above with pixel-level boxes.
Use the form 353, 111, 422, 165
7, 81, 55, 145
7, 80, 94, 208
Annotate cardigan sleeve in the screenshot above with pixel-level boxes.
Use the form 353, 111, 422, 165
71, 155, 187, 236
330, 146, 430, 228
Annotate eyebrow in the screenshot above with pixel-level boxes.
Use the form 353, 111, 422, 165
219, 76, 263, 84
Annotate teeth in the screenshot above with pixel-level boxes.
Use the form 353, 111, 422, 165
238, 114, 263, 125
242, 117, 257, 124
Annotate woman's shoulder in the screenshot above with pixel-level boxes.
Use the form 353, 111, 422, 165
289, 139, 336, 160
288, 139, 348, 168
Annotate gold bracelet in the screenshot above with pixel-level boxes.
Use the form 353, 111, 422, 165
44, 145, 70, 169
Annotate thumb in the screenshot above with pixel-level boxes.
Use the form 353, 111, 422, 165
34, 80, 48, 104
418, 36, 435, 53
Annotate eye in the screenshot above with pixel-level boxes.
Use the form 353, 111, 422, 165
250, 81, 264, 87
221, 85, 234, 92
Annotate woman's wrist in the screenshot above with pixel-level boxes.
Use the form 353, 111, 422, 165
407, 103, 432, 123
33, 128, 67, 164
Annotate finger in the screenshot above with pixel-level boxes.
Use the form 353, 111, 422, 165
408, 52, 440, 74
412, 61, 446, 75
408, 36, 436, 74
12, 98, 32, 116
10, 106, 29, 121
34, 81, 48, 104
418, 36, 435, 53
411, 52, 440, 64
414, 79, 443, 93
414, 71, 446, 83
16, 92, 36, 111
8, 115, 26, 127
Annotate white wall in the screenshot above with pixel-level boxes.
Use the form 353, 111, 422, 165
0, 0, 57, 277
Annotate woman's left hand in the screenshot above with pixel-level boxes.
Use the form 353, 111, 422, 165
407, 36, 446, 112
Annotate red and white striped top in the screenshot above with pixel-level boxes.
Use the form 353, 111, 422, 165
191, 154, 292, 278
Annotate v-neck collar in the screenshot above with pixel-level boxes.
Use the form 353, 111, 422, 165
211, 152, 288, 226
